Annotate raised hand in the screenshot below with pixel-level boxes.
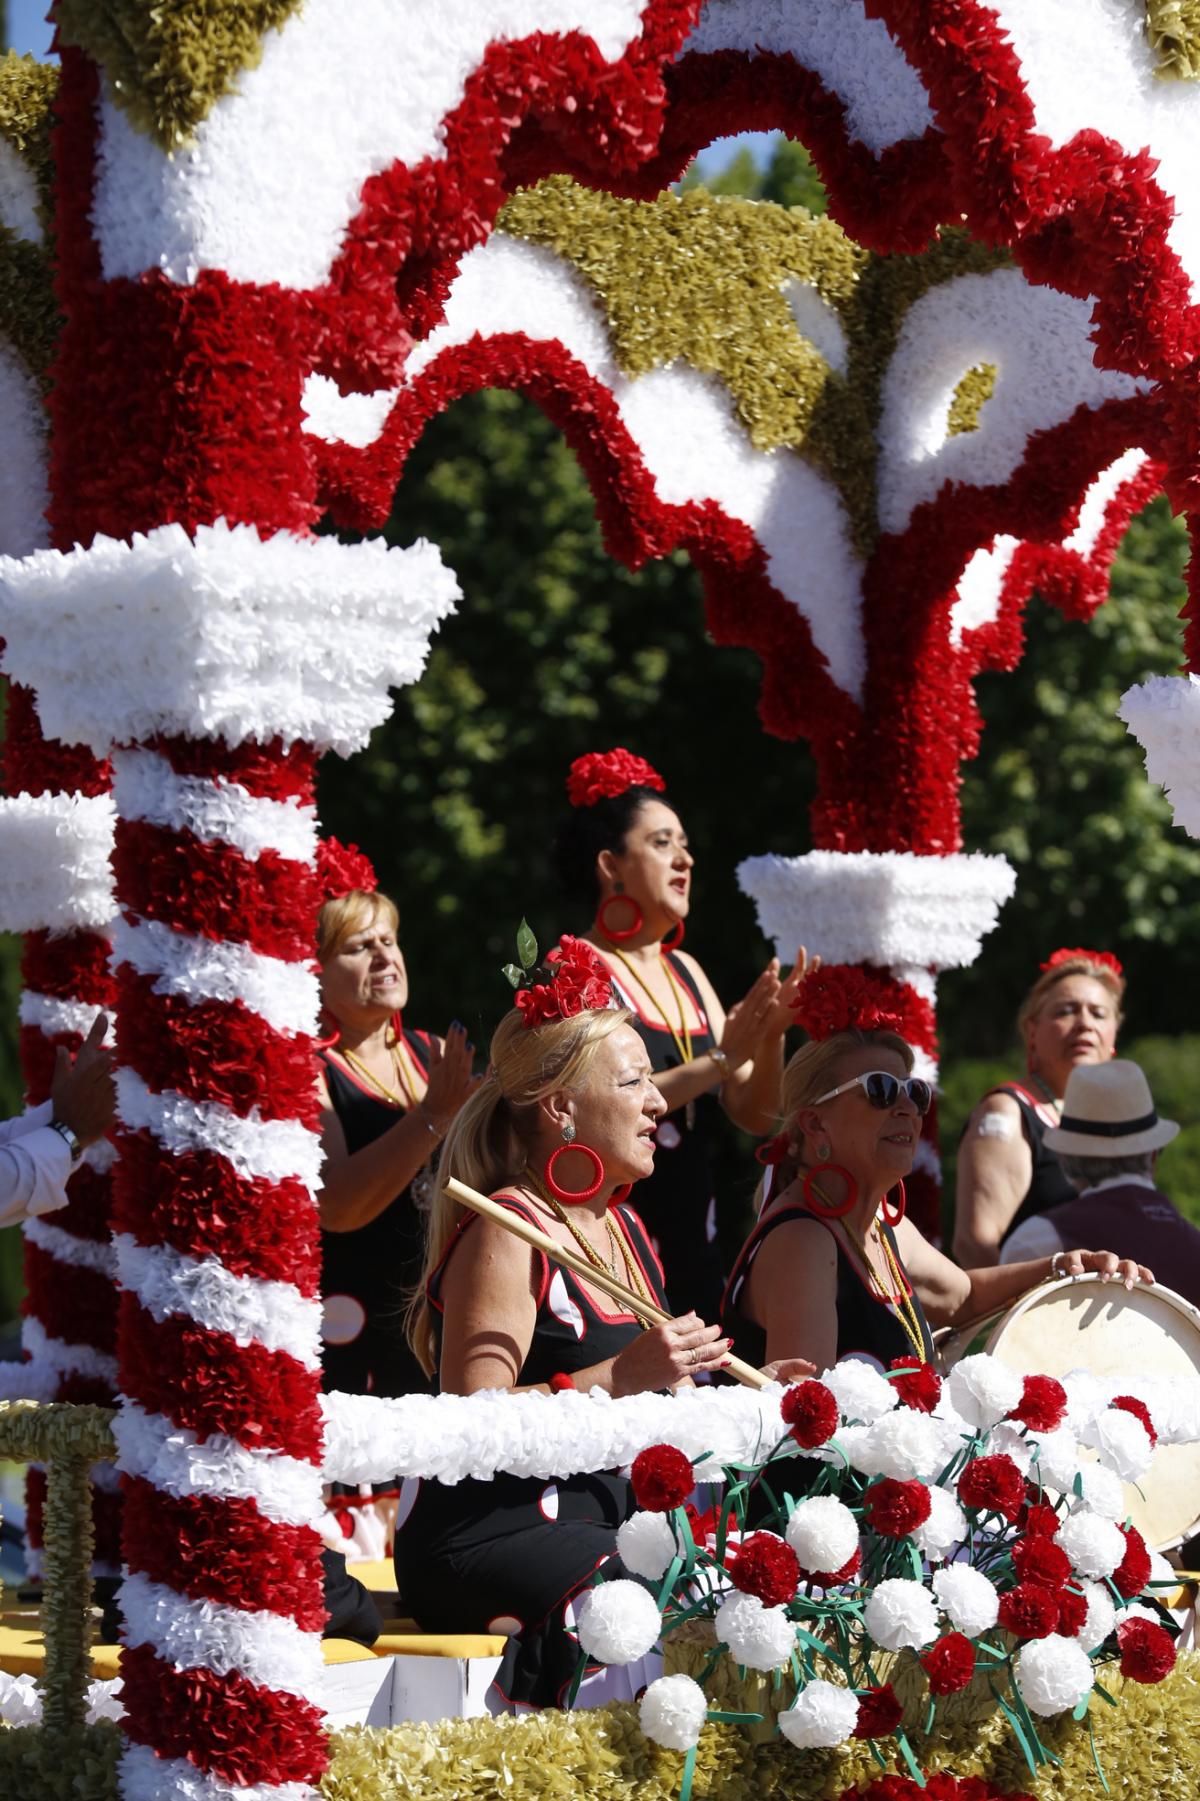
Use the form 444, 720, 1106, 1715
422, 1022, 480, 1132
50, 1012, 115, 1148
718, 965, 784, 1070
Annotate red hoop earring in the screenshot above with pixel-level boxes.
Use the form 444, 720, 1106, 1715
596, 894, 643, 942
881, 1182, 906, 1228
802, 1164, 858, 1218
544, 1143, 605, 1204
661, 919, 685, 951
387, 1009, 404, 1047
609, 1182, 632, 1206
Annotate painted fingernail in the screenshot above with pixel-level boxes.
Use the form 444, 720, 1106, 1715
450, 1019, 464, 1031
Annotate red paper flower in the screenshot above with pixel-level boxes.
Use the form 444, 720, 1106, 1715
729, 1532, 800, 1608
920, 1632, 976, 1695
807, 1547, 862, 1588
1019, 1500, 1062, 1540
864, 1478, 932, 1538
1011, 1535, 1071, 1590
1112, 1524, 1153, 1599
791, 964, 905, 1040
890, 1356, 942, 1413
1008, 1374, 1067, 1433
315, 835, 377, 901
1057, 1585, 1089, 1637
998, 1582, 1061, 1639
1040, 947, 1124, 979
958, 1454, 1026, 1522
630, 1444, 694, 1513
566, 748, 666, 807
1112, 1395, 1158, 1448
1118, 1616, 1177, 1683
515, 935, 614, 1027
780, 1379, 839, 1448
853, 1683, 903, 1739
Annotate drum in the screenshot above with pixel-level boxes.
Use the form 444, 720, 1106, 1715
936, 1275, 1200, 1551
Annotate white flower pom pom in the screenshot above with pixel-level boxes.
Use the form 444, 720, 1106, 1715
1062, 1370, 1104, 1434
1075, 1581, 1117, 1653
824, 1359, 898, 1424
1085, 1409, 1153, 1482
1015, 1634, 1095, 1717
617, 1511, 678, 1582
786, 1495, 859, 1574
780, 1678, 860, 1748
913, 1485, 967, 1561
1159, 1377, 1200, 1445
575, 1580, 663, 1665
1055, 1511, 1126, 1580
861, 1408, 943, 1480
863, 1577, 939, 1651
715, 1591, 797, 1672
987, 1422, 1034, 1476
934, 1564, 1000, 1638
1075, 1462, 1126, 1521
1033, 1427, 1080, 1494
948, 1354, 1022, 1430
639, 1674, 709, 1750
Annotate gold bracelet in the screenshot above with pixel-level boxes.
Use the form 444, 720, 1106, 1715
709, 1046, 732, 1079
416, 1103, 444, 1139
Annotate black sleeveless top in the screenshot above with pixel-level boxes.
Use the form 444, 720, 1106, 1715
608, 950, 724, 1322
318, 1034, 436, 1398
989, 1082, 1075, 1244
721, 1201, 934, 1371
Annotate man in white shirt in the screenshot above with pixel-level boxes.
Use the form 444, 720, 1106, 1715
0, 1012, 115, 1230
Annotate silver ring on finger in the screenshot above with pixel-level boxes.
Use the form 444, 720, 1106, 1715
689, 1346, 699, 1366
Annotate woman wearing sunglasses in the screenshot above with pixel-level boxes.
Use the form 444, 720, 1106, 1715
722, 1018, 1151, 1372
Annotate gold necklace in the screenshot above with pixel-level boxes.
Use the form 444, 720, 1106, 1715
607, 948, 694, 1065
340, 1040, 420, 1109
848, 1217, 927, 1364
525, 1171, 653, 1329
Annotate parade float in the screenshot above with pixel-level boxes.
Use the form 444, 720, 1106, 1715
2, 2, 1200, 1797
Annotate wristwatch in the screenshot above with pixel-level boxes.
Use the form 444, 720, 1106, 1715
49, 1119, 84, 1163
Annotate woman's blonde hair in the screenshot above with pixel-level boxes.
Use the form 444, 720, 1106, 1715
406, 1003, 632, 1377
317, 888, 400, 964
755, 1029, 914, 1213
1016, 955, 1125, 1040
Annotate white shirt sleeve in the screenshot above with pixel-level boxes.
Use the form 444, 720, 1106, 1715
0, 1108, 73, 1230
999, 1215, 1063, 1265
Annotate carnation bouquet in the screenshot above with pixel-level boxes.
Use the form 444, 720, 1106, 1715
572, 1355, 1196, 1797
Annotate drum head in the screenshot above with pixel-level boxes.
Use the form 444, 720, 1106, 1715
985, 1276, 1200, 1551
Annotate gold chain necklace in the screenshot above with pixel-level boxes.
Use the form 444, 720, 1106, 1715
607, 948, 694, 1065
339, 1039, 420, 1109
525, 1170, 653, 1330
847, 1216, 927, 1364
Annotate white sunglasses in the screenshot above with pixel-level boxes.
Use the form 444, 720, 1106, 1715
812, 1070, 933, 1116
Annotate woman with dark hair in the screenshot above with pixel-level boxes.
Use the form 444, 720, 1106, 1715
553, 748, 813, 1320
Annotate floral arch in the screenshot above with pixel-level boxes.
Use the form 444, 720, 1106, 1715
0, 4, 1198, 1795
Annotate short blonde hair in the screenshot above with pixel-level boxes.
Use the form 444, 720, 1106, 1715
1016, 955, 1125, 1038
783, 1029, 915, 1124
316, 889, 400, 964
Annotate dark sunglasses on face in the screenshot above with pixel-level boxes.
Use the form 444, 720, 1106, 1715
812, 1070, 934, 1116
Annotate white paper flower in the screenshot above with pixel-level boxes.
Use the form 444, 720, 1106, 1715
779, 1678, 860, 1748
1084, 1409, 1153, 1482
1075, 1462, 1126, 1521
85, 1678, 125, 1724
1015, 1633, 1095, 1717
913, 1484, 967, 1560
824, 1359, 898, 1424
948, 1354, 1022, 1430
575, 1580, 663, 1665
863, 1577, 939, 1651
861, 1408, 943, 1480
1075, 1580, 1116, 1653
1062, 1370, 1104, 1434
985, 1421, 1034, 1476
1055, 1511, 1126, 1580
639, 1674, 709, 1750
934, 1563, 1000, 1638
0, 1670, 41, 1726
617, 1511, 678, 1582
785, 1495, 859, 1574
1158, 1378, 1200, 1445
1119, 1602, 1160, 1628
715, 1590, 797, 1672
833, 1423, 873, 1468
1032, 1426, 1080, 1493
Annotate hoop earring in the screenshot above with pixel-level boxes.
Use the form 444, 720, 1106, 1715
387, 1009, 404, 1048
315, 1007, 341, 1051
609, 1182, 632, 1206
544, 1143, 605, 1204
596, 894, 643, 942
802, 1164, 858, 1218
661, 919, 685, 951
881, 1181, 906, 1228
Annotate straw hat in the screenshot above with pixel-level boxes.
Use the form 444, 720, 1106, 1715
1043, 1059, 1179, 1158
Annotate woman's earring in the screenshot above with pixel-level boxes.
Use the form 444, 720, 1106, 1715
816, 1141, 831, 1162
562, 1122, 577, 1144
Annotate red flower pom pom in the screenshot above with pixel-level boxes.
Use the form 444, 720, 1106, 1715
1040, 947, 1124, 979
889, 1356, 942, 1413
1112, 1395, 1158, 1448
958, 1454, 1026, 1522
920, 1632, 976, 1695
837, 1779, 1034, 1801
1057, 1586, 1089, 1637
1112, 1524, 1153, 1599
729, 1532, 801, 1607
998, 1582, 1061, 1639
790, 965, 905, 1041
1008, 1374, 1067, 1433
780, 1379, 839, 1448
1019, 1500, 1062, 1539
853, 1683, 904, 1739
630, 1444, 694, 1514
864, 1478, 932, 1539
1118, 1616, 1177, 1683
808, 1547, 862, 1588
1011, 1535, 1072, 1589
515, 935, 614, 1028
566, 748, 665, 808
316, 835, 377, 902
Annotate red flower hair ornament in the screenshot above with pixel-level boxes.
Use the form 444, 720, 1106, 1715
316, 835, 378, 902
566, 747, 666, 808
503, 921, 614, 1028
790, 964, 905, 1040
1040, 947, 1124, 980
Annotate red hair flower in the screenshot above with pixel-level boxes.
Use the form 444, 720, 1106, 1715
630, 1444, 693, 1514
1112, 1395, 1158, 1448
1112, 1524, 1152, 1598
864, 1478, 932, 1539
1118, 1616, 1177, 1683
514, 935, 614, 1028
889, 1356, 942, 1413
853, 1683, 903, 1739
998, 1582, 1061, 1639
920, 1632, 975, 1695
1007, 1374, 1068, 1434
315, 835, 377, 901
728, 1532, 800, 1608
1011, 1535, 1071, 1590
790, 964, 905, 1040
566, 748, 666, 808
1040, 947, 1124, 979
780, 1379, 839, 1449
957, 1454, 1026, 1522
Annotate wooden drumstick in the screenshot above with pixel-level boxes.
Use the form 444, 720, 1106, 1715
444, 1177, 769, 1391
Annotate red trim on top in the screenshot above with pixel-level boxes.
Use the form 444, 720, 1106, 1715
319, 1028, 430, 1108
428, 1190, 551, 1316
990, 1080, 1061, 1130
723, 1200, 915, 1320
607, 949, 709, 1036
